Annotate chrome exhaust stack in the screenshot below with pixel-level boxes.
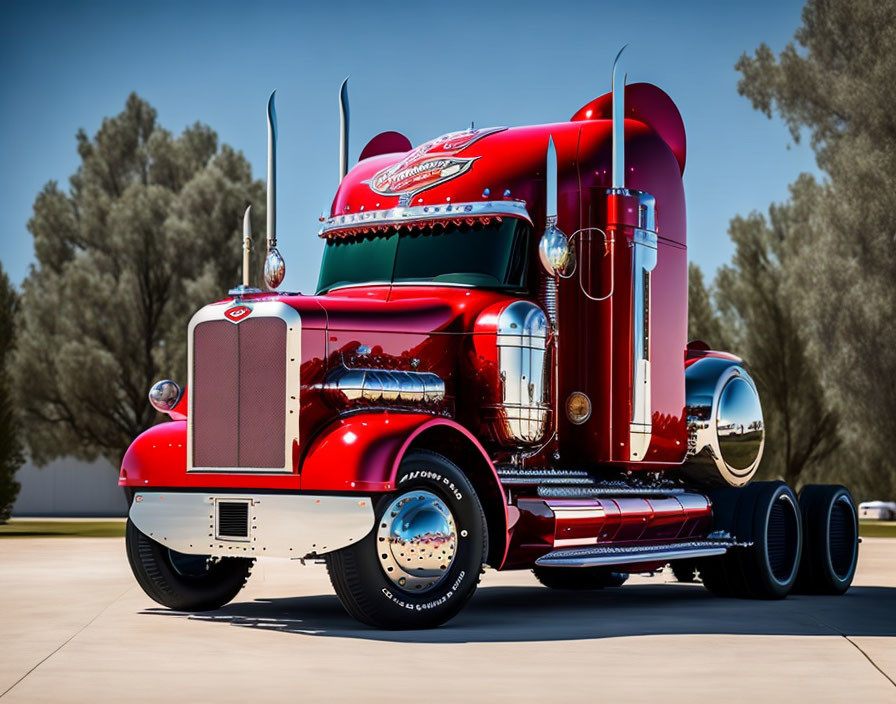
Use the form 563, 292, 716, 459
229, 205, 261, 296
263, 91, 285, 290
339, 76, 350, 183
611, 45, 627, 190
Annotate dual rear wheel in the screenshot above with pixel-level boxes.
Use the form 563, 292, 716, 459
690, 481, 858, 599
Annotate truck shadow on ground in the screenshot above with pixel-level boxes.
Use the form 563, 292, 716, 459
143, 582, 896, 644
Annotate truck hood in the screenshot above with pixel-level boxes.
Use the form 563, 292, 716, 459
224, 285, 516, 336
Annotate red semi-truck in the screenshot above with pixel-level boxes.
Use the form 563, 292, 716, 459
121, 59, 859, 628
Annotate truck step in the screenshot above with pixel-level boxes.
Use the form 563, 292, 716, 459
496, 467, 597, 486
534, 539, 737, 568
537, 484, 686, 498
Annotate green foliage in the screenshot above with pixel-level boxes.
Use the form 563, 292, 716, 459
687, 263, 725, 348
0, 263, 24, 522
11, 94, 266, 467
713, 177, 839, 489
735, 0, 896, 499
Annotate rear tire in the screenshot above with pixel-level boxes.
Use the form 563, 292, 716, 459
795, 485, 858, 594
325, 450, 487, 629
533, 566, 629, 590
125, 518, 253, 611
700, 481, 802, 599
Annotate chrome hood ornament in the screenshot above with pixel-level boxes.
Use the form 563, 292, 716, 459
264, 90, 285, 290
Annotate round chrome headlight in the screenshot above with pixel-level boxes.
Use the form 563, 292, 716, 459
148, 380, 182, 414
566, 391, 592, 425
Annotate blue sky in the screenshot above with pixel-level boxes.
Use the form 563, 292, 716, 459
0, 0, 817, 293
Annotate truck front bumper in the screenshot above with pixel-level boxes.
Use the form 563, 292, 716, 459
129, 492, 375, 559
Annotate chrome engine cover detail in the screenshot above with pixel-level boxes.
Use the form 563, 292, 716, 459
494, 300, 550, 445
681, 356, 764, 488
321, 365, 445, 407
377, 490, 457, 593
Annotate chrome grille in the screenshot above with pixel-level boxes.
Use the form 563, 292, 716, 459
188, 302, 300, 473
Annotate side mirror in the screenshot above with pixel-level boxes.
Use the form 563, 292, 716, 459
538, 220, 575, 277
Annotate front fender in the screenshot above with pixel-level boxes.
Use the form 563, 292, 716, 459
300, 411, 510, 565
119, 421, 187, 487
300, 411, 476, 492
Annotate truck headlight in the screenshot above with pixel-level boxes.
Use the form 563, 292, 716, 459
148, 380, 182, 413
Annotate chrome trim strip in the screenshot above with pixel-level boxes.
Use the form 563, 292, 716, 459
628, 191, 657, 461
130, 492, 375, 558
186, 300, 301, 474
319, 200, 532, 237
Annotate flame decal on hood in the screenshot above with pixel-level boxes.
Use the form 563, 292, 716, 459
367, 126, 505, 198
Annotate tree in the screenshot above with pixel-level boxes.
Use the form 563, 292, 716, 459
0, 264, 24, 521
713, 176, 839, 489
11, 94, 266, 468
737, 0, 896, 498
687, 262, 725, 348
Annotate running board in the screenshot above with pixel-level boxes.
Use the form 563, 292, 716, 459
537, 485, 686, 498
534, 540, 736, 568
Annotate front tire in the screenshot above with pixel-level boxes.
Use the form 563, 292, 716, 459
126, 518, 254, 611
326, 450, 487, 629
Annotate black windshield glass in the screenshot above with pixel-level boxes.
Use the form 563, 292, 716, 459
316, 218, 529, 294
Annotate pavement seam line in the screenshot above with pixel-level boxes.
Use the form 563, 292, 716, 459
0, 584, 136, 700
841, 635, 896, 689
808, 611, 896, 690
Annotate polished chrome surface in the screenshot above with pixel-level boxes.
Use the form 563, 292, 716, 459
230, 207, 261, 295
321, 365, 445, 407
130, 492, 375, 559
319, 200, 532, 237
263, 246, 286, 290
493, 300, 550, 445
539, 273, 558, 328
266, 91, 277, 247
376, 490, 457, 593
538, 218, 574, 277
683, 357, 765, 487
611, 45, 628, 190
546, 134, 558, 220
535, 539, 735, 568
339, 76, 350, 183
242, 204, 252, 287
716, 376, 764, 471
186, 301, 301, 474
629, 191, 657, 461
148, 380, 182, 414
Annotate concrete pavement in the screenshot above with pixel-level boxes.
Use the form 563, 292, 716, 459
2, 536, 895, 702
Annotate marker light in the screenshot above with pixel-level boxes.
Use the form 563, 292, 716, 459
566, 392, 592, 425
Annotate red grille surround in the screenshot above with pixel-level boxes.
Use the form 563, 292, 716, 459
191, 313, 289, 471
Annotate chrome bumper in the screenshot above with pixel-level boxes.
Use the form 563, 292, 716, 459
129, 492, 375, 559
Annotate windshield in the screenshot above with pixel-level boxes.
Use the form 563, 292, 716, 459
316, 218, 530, 294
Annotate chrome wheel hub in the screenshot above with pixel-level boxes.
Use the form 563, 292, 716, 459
377, 490, 457, 593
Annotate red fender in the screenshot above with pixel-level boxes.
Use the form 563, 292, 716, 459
301, 411, 512, 566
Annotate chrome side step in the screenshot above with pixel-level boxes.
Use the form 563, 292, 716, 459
537, 485, 686, 498
534, 540, 736, 568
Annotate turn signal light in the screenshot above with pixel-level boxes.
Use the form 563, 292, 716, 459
566, 391, 592, 425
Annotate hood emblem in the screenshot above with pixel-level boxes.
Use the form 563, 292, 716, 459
368, 126, 505, 198
225, 305, 252, 322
